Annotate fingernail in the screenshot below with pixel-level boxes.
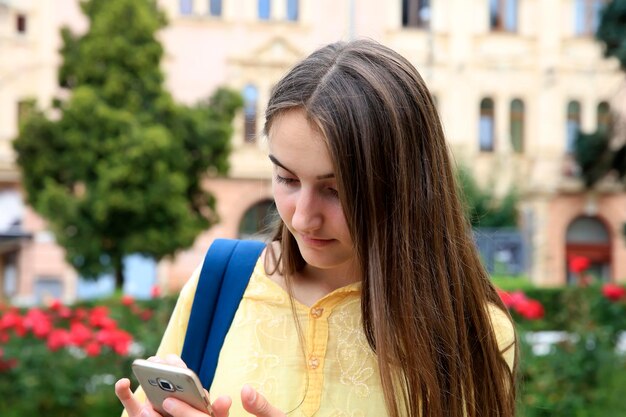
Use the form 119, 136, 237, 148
243, 384, 256, 404
140, 408, 151, 417
163, 398, 174, 413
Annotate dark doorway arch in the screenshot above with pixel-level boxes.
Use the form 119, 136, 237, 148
565, 215, 611, 284
238, 199, 278, 239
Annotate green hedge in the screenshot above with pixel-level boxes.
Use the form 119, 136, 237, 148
511, 284, 626, 417
0, 296, 176, 417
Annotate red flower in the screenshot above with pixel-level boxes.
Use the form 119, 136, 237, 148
0, 310, 23, 332
121, 295, 134, 306
0, 357, 17, 372
73, 308, 88, 321
496, 288, 544, 320
95, 328, 133, 355
150, 284, 161, 298
23, 309, 52, 338
515, 299, 545, 320
58, 306, 72, 319
84, 341, 101, 357
569, 256, 590, 273
89, 306, 117, 329
139, 309, 153, 321
602, 283, 626, 302
47, 329, 71, 351
48, 299, 63, 311
69, 322, 92, 347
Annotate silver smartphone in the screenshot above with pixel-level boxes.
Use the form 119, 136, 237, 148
131, 359, 213, 417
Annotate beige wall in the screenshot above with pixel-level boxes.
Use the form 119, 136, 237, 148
1, 0, 625, 300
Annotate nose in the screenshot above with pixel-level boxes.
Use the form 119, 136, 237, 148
291, 188, 323, 233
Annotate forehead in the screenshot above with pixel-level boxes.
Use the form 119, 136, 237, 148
268, 109, 335, 174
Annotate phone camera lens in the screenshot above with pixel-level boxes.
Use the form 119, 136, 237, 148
157, 378, 175, 392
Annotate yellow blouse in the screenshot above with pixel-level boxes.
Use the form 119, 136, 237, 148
126, 259, 515, 417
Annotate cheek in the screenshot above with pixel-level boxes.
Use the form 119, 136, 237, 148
272, 186, 295, 222
328, 205, 351, 237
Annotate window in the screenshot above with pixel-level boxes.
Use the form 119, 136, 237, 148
566, 100, 581, 153
34, 277, 63, 304
180, 0, 193, 15
209, 0, 222, 16
479, 98, 495, 152
510, 99, 524, 153
17, 99, 34, 127
258, 0, 271, 20
566, 216, 611, 284
243, 84, 258, 142
2, 253, 18, 298
574, 0, 604, 36
596, 101, 610, 132
286, 0, 299, 21
16, 14, 26, 33
402, 0, 431, 28
489, 0, 518, 32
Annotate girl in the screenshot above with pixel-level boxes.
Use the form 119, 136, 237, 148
116, 39, 517, 417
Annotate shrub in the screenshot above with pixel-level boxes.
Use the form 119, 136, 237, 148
0, 295, 176, 417
500, 281, 626, 417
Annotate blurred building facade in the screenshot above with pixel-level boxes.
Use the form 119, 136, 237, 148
0, 0, 624, 303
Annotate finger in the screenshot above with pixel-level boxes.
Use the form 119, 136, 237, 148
164, 354, 188, 368
115, 378, 144, 417
162, 397, 212, 416
241, 385, 285, 417
211, 395, 232, 417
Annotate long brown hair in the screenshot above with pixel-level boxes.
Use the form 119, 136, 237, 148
264, 39, 517, 417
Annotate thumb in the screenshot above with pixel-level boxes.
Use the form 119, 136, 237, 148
241, 385, 285, 417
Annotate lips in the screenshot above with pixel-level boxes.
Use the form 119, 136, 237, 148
299, 234, 335, 247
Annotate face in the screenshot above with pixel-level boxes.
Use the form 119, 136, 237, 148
268, 109, 356, 278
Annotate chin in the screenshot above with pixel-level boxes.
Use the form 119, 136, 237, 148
299, 248, 352, 271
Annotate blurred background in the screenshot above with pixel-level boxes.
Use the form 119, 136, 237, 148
0, 0, 625, 416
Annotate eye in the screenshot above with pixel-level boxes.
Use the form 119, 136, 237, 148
326, 187, 339, 198
275, 174, 299, 186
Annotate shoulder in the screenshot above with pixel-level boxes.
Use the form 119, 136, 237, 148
178, 264, 202, 304
486, 303, 516, 371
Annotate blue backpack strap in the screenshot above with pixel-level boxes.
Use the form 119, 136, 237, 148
181, 238, 266, 389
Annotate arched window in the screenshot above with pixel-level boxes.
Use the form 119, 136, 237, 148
179, 0, 193, 15
286, 0, 299, 21
402, 0, 431, 29
258, 0, 271, 20
243, 84, 258, 143
574, 0, 604, 36
597, 101, 611, 132
239, 200, 278, 239
209, 0, 222, 17
479, 98, 495, 152
566, 216, 611, 284
510, 99, 524, 153
566, 100, 581, 153
489, 0, 518, 32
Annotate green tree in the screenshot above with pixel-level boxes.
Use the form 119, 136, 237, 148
13, 0, 242, 288
456, 166, 518, 228
574, 0, 626, 187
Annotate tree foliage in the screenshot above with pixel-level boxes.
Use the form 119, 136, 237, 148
456, 166, 518, 228
13, 0, 242, 287
573, 0, 626, 188
597, 0, 626, 71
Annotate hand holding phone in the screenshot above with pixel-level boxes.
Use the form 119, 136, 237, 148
131, 359, 213, 417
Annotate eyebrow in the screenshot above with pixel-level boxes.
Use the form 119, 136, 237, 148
268, 154, 335, 180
